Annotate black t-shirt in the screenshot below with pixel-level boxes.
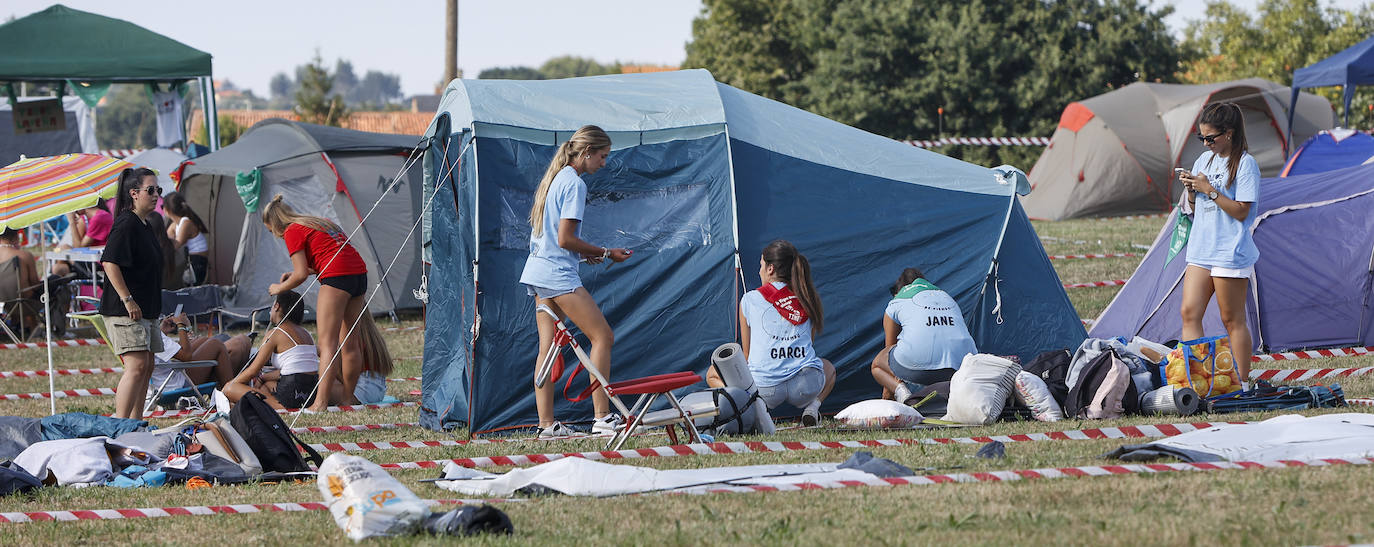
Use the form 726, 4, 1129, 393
99, 210, 164, 317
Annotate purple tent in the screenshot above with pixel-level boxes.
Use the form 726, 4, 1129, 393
1090, 162, 1374, 352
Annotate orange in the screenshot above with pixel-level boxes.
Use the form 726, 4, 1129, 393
1215, 351, 1234, 372
1212, 375, 1231, 389
1190, 374, 1208, 389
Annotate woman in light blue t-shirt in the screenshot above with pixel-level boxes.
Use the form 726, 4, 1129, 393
1178, 102, 1260, 386
871, 267, 977, 405
519, 125, 633, 439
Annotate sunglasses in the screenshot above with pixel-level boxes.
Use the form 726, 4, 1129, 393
1197, 132, 1225, 145
138, 186, 162, 195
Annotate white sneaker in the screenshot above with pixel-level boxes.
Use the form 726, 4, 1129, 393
893, 382, 915, 406
801, 405, 821, 427
538, 421, 583, 440
591, 413, 626, 436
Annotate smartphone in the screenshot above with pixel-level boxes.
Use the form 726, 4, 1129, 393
174, 304, 183, 316
1174, 168, 1189, 177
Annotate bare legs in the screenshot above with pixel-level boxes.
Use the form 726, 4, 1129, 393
113, 350, 153, 419
871, 346, 902, 399
1181, 265, 1254, 382
309, 285, 366, 412
531, 288, 614, 428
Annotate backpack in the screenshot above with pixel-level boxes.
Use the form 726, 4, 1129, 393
229, 392, 323, 473
1022, 349, 1071, 406
1064, 349, 1140, 419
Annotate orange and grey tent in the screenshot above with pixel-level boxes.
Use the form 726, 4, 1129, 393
1024, 79, 1333, 220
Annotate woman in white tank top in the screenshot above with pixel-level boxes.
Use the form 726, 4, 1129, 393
162, 191, 210, 285
223, 290, 320, 410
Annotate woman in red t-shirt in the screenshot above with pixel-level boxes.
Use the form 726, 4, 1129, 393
261, 195, 370, 412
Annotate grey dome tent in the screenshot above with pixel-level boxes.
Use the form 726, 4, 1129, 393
176, 119, 424, 316
1024, 79, 1332, 220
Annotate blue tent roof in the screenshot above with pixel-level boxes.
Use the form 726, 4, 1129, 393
434, 69, 1025, 197
1290, 34, 1374, 130
1280, 129, 1374, 176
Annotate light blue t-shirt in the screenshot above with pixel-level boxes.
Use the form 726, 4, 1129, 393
518, 166, 586, 291
741, 282, 823, 388
885, 288, 976, 371
1186, 151, 1260, 269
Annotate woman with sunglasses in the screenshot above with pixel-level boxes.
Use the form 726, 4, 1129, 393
1177, 102, 1260, 388
100, 168, 166, 419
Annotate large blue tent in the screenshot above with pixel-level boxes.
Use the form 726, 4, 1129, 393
1090, 162, 1374, 352
418, 70, 1085, 434
1288, 34, 1374, 143
1280, 129, 1374, 176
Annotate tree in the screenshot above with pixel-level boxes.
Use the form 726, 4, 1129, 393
684, 0, 1184, 168
538, 55, 621, 79
95, 84, 156, 149
354, 71, 403, 107
1179, 0, 1374, 123
477, 66, 546, 80
334, 59, 359, 102
294, 51, 349, 126
192, 114, 245, 148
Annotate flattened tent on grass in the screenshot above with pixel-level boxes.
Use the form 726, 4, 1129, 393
1025, 79, 1332, 220
419, 69, 1086, 433
176, 119, 424, 316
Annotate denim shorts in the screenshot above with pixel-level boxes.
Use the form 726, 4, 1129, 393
757, 367, 825, 410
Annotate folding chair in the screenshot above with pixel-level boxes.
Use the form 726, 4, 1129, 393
534, 304, 708, 450
0, 257, 42, 343
68, 312, 219, 413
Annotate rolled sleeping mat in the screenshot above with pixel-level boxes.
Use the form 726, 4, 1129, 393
1140, 385, 1199, 416
712, 343, 776, 434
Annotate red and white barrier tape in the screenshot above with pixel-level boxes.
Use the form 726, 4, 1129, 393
0, 387, 116, 401
0, 366, 121, 378
1346, 398, 1374, 407
906, 137, 1050, 148
1063, 280, 1127, 289
290, 422, 418, 435
0, 498, 517, 524
377, 421, 1237, 469
126, 401, 419, 419
1049, 252, 1137, 259
100, 147, 181, 159
1093, 213, 1169, 221
0, 338, 105, 351
1081, 318, 1095, 326
388, 376, 420, 382
700, 457, 1374, 496
1250, 366, 1374, 380
1252, 346, 1373, 362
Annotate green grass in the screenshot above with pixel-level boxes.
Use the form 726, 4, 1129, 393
1, 215, 1372, 545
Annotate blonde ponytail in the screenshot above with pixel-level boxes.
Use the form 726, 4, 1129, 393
261, 194, 343, 236
528, 125, 611, 236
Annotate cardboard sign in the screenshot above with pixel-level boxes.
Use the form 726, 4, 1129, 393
12, 98, 66, 134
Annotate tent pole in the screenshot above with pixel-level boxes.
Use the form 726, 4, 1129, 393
203, 76, 220, 151
43, 252, 54, 415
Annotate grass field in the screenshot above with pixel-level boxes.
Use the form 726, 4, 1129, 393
2, 215, 1372, 545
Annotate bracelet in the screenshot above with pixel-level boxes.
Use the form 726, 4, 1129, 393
601, 247, 610, 259
121, 294, 134, 303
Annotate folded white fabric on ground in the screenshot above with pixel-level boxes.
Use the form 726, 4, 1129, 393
1146, 413, 1374, 461
14, 436, 151, 487
433, 457, 874, 497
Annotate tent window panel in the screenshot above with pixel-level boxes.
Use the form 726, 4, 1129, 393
497, 183, 712, 251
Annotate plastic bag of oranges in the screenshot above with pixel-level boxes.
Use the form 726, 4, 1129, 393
1163, 335, 1241, 397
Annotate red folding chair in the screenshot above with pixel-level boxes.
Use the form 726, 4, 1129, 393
534, 304, 708, 449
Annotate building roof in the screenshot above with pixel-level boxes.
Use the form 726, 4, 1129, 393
187, 110, 432, 140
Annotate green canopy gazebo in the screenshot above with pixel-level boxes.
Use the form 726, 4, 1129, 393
0, 4, 220, 150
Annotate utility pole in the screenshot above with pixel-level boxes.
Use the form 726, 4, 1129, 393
443, 0, 459, 89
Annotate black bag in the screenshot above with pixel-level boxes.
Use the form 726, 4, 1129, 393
1022, 349, 1071, 406
0, 461, 43, 496
229, 392, 323, 473
1064, 349, 1140, 419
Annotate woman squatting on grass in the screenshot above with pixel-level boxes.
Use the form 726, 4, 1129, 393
520, 125, 633, 440
1178, 102, 1260, 386
709, 240, 835, 426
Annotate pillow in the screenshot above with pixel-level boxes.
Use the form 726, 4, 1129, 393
1013, 372, 1064, 422
943, 354, 1021, 425
835, 399, 924, 429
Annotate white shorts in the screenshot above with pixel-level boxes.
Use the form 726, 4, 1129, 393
1188, 263, 1254, 279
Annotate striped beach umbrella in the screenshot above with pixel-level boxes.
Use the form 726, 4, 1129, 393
0, 153, 129, 231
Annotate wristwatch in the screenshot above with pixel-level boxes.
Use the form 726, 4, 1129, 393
120, 294, 134, 303
1207, 190, 1219, 200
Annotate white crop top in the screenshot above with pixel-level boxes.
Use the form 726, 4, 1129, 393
270, 326, 319, 376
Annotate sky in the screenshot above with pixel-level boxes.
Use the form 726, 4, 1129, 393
4, 1, 1370, 99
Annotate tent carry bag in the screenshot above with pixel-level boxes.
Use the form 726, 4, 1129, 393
229, 392, 323, 473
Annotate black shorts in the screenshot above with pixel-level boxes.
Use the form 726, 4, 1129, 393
188, 254, 209, 285
320, 273, 367, 298
275, 373, 319, 409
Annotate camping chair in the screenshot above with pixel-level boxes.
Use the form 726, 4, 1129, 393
160, 286, 272, 334
0, 257, 43, 343
534, 304, 709, 450
68, 311, 218, 413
